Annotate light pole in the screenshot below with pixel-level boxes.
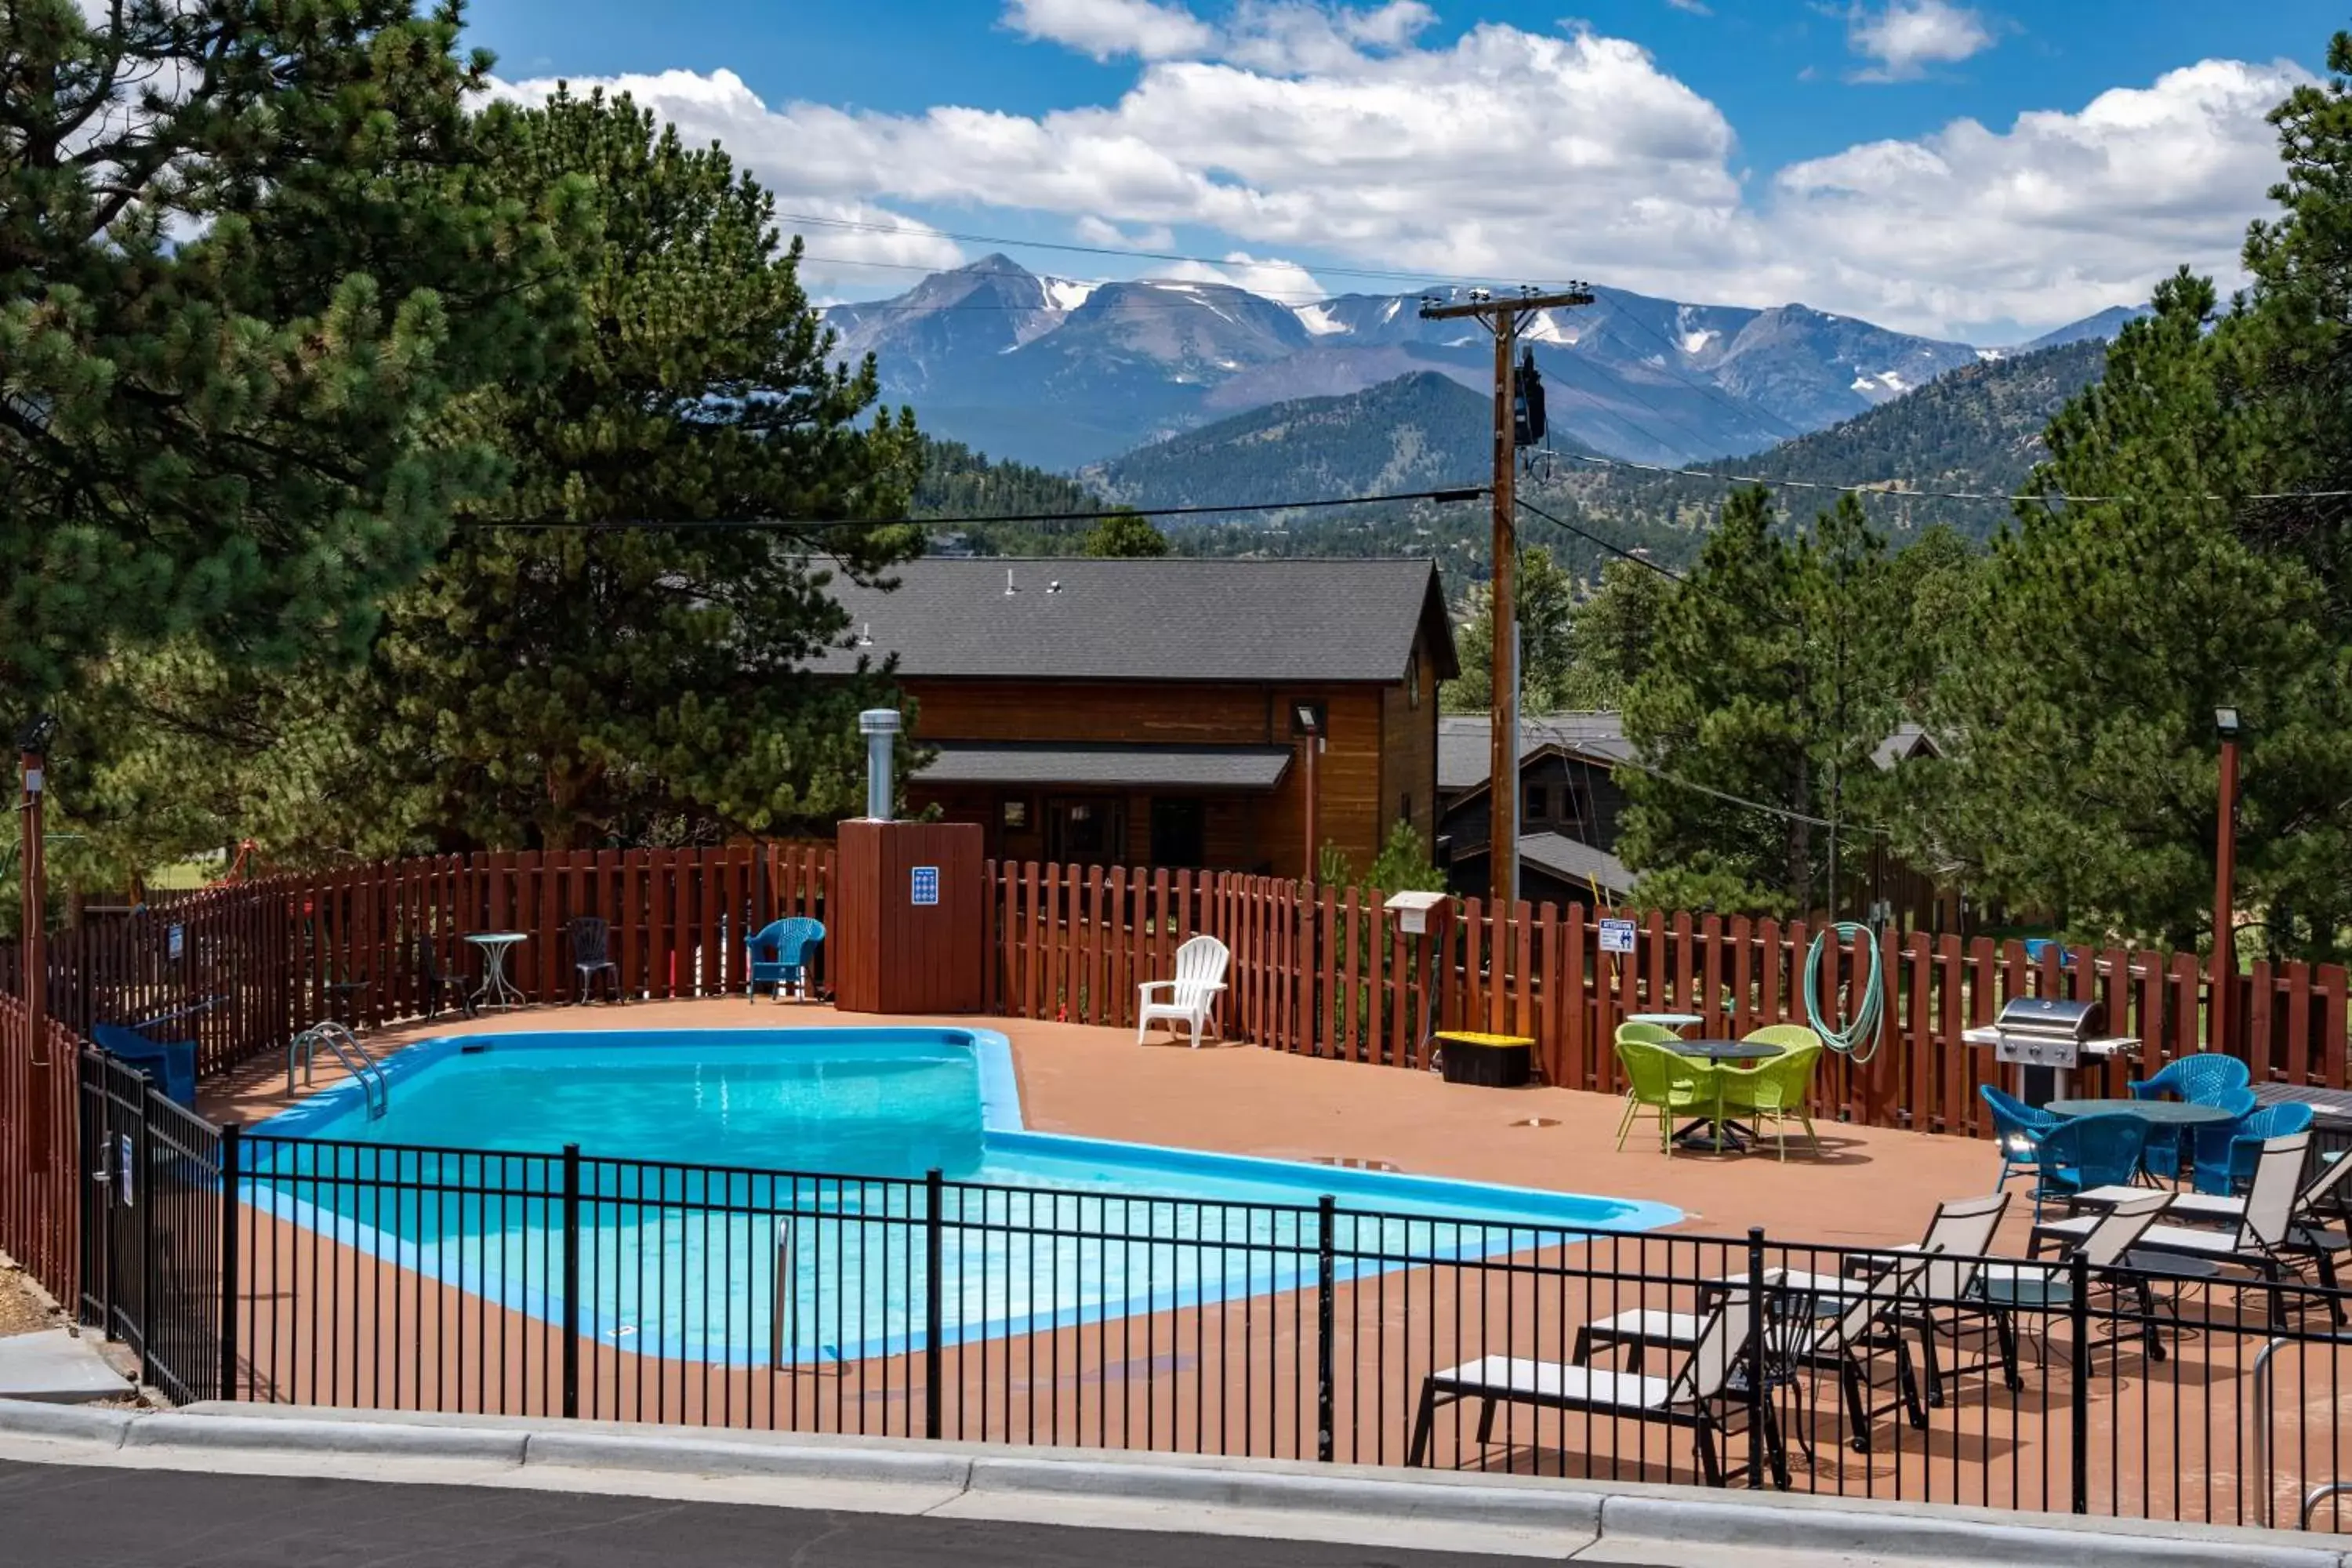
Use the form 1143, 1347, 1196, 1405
2212, 706, 2241, 1058
1293, 701, 1323, 884
16, 712, 58, 1167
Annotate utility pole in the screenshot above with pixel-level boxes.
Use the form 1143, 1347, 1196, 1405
1418, 285, 1593, 906
16, 713, 58, 1167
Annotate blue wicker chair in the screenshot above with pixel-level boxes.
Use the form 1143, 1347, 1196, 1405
748, 916, 825, 1002
1980, 1083, 2059, 1196
2029, 1114, 2147, 1219
2193, 1099, 2312, 1196
2132, 1054, 2253, 1178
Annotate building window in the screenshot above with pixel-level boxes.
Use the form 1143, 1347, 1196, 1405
1151, 797, 1207, 869
1524, 782, 1548, 822
1001, 797, 1029, 830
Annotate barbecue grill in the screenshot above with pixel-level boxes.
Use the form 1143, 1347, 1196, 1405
1962, 996, 2139, 1105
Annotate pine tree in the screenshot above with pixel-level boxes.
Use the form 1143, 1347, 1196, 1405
0, 0, 574, 707
1080, 509, 1170, 557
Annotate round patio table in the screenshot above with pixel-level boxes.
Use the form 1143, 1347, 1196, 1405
2046, 1098, 2238, 1127
1628, 1011, 1705, 1034
466, 931, 528, 1011
1669, 1039, 1782, 1150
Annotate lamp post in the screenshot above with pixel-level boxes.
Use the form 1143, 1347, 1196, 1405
2212, 706, 2241, 1058
16, 712, 58, 1167
1293, 701, 1324, 884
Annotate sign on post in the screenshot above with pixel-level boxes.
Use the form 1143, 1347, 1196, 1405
1599, 917, 1637, 956
910, 866, 940, 906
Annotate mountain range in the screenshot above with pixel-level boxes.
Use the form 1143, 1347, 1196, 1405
825, 256, 2141, 472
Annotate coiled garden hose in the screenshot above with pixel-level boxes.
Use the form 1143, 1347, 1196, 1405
1804, 921, 1886, 1065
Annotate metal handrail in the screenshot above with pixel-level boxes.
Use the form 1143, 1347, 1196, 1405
2251, 1329, 2352, 1528
285, 1021, 388, 1120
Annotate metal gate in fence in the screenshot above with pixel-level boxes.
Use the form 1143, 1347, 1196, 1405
77, 1051, 230, 1405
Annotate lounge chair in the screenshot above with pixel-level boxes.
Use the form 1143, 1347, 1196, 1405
1978, 1084, 2057, 1195
1975, 1189, 2174, 1361
1615, 1037, 1722, 1156
1864, 1191, 2017, 1405
2034, 1132, 2332, 1327
747, 916, 825, 1002
568, 916, 622, 1004
90, 1022, 198, 1107
1136, 934, 1229, 1047
1410, 1294, 1774, 1486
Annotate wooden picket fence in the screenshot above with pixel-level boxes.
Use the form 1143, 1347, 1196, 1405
982, 863, 2352, 1142
0, 990, 78, 1298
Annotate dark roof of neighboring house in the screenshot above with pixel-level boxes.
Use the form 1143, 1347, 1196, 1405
1871, 723, 1940, 771
1438, 713, 1632, 794
806, 557, 1457, 684
1450, 831, 1635, 897
920, 741, 1294, 790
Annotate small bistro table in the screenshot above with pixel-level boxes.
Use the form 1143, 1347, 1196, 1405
1669, 1039, 1783, 1151
466, 931, 529, 1011
1627, 1011, 1706, 1036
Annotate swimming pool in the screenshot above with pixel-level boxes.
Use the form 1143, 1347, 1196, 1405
251, 1028, 1679, 1363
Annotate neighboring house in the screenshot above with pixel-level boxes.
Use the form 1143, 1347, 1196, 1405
1436, 713, 1961, 929
811, 557, 1457, 879
1437, 714, 1636, 909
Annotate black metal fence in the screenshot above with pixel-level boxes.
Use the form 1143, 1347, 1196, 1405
75, 1059, 2352, 1530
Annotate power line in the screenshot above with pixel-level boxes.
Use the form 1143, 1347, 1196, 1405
1510, 493, 1692, 589
1542, 449, 2352, 507
466, 485, 1488, 534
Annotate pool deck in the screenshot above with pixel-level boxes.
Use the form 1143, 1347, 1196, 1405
205, 998, 2006, 1250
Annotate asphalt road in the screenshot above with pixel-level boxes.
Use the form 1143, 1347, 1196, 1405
0, 1459, 1548, 1568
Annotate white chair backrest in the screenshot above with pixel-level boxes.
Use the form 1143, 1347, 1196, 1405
1171, 935, 1230, 1007
2077, 1189, 2169, 1267
1918, 1192, 2009, 1300
1816, 1250, 1932, 1354
1670, 1294, 1751, 1405
2241, 1131, 2313, 1248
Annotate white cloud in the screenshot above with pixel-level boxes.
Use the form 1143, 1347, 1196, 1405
495, 10, 2312, 339
1664, 0, 1713, 13
1002, 0, 1215, 61
1773, 58, 2307, 332
1161, 252, 1333, 300
1847, 1, 1994, 82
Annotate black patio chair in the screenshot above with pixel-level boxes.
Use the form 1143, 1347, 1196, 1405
569, 916, 622, 1004
414, 935, 476, 1020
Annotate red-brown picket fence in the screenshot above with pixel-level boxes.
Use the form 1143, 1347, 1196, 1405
5, 845, 2348, 1306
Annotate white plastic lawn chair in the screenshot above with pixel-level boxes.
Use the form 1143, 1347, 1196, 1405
1137, 935, 1229, 1048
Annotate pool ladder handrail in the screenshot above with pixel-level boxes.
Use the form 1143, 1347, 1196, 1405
287, 1021, 390, 1120
2251, 1328, 2352, 1529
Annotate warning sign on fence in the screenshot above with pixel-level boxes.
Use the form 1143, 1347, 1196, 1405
1599, 918, 1637, 955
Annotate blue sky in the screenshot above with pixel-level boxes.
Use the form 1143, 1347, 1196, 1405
468, 2, 2346, 339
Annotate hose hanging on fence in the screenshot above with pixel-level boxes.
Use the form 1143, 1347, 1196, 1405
1803, 921, 1886, 1065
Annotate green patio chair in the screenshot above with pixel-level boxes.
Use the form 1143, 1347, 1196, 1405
1613, 1020, 1683, 1132
1615, 1038, 1722, 1156
1741, 1022, 1824, 1056
1719, 1042, 1824, 1161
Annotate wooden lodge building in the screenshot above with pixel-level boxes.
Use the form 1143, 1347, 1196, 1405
812, 557, 1457, 879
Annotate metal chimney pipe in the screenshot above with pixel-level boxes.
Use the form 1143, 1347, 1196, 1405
858, 709, 901, 822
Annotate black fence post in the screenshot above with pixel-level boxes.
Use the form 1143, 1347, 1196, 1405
134, 1083, 153, 1391
1746, 1225, 1767, 1490
1317, 1195, 1337, 1464
2068, 1250, 2090, 1515
561, 1144, 581, 1420
216, 1123, 241, 1403
924, 1168, 945, 1442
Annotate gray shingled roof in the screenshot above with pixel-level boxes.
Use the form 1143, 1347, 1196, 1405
1450, 831, 1635, 896
1439, 713, 1632, 793
920, 742, 1293, 789
809, 557, 1455, 684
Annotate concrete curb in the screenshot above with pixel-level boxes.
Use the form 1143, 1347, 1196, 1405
0, 1398, 2339, 1566
0, 1399, 137, 1447
522, 1430, 973, 1487
122, 1412, 528, 1464
965, 1454, 1602, 1530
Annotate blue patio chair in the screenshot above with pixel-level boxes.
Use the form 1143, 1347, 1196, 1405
2021, 938, 2077, 968
90, 1022, 198, 1107
748, 916, 824, 1001
2029, 1113, 2147, 1219
2193, 1100, 2314, 1196
2131, 1054, 2253, 1178
1980, 1083, 2060, 1195
2176, 1087, 2259, 1192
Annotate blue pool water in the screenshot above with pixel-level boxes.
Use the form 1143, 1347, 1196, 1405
252, 1029, 1679, 1363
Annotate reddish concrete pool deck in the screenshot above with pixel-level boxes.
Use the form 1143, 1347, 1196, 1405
203, 999, 2004, 1250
